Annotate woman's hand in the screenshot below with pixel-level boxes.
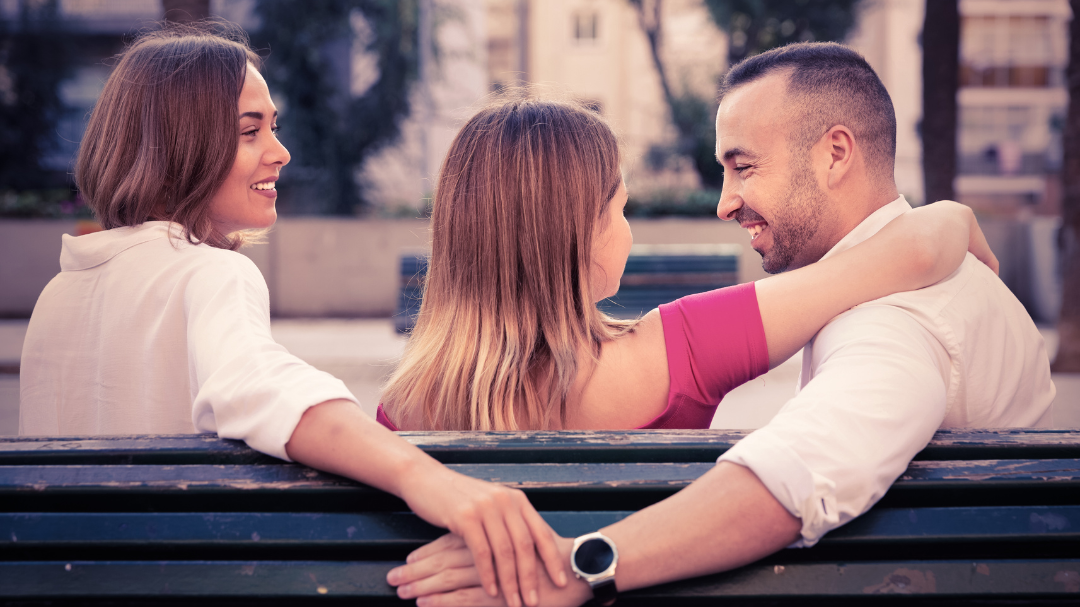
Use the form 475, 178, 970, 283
905, 200, 998, 276
388, 533, 591, 607
284, 401, 566, 607
398, 462, 569, 607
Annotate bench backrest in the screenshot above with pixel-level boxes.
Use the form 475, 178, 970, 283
396, 245, 741, 331
2, 429, 1078, 603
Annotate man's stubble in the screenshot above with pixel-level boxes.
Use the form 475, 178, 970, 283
746, 156, 828, 274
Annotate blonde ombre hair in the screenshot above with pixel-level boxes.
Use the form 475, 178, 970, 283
381, 97, 636, 430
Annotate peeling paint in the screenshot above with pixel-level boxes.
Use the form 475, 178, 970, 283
863, 568, 937, 594
1054, 570, 1080, 592
1030, 512, 1070, 532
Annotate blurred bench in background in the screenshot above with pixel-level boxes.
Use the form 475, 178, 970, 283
2, 429, 1078, 605
396, 244, 741, 332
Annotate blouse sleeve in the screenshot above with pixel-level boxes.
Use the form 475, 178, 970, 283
185, 253, 359, 461
658, 282, 770, 408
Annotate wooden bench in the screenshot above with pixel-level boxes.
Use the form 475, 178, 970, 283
2, 429, 1078, 605
396, 244, 741, 332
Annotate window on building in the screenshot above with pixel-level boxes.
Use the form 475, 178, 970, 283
959, 16, 1064, 87
573, 12, 599, 42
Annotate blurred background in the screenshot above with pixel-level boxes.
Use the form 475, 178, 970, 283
0, 0, 1077, 433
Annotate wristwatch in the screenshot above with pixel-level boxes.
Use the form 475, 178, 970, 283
570, 531, 618, 606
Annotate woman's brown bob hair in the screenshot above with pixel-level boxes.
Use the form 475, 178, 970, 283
75, 22, 260, 250
382, 96, 635, 430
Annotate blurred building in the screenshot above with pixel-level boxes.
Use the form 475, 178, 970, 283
0, 0, 256, 175
5, 0, 1072, 219
955, 0, 1069, 217
847, 0, 927, 205
364, 0, 728, 211
485, 0, 727, 193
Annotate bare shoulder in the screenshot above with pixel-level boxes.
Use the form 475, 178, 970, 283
571, 309, 670, 428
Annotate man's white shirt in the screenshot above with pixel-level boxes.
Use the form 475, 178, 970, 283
719, 196, 1056, 547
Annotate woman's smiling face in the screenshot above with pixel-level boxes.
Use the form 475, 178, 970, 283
208, 64, 290, 235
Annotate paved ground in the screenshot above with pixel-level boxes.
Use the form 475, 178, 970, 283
1, 319, 1077, 435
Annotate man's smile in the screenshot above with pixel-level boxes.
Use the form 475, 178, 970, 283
742, 221, 767, 241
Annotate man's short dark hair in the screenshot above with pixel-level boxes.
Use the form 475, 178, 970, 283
719, 42, 897, 184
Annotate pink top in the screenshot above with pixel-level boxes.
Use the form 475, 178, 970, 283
376, 282, 769, 430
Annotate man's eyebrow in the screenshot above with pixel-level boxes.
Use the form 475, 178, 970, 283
719, 146, 755, 163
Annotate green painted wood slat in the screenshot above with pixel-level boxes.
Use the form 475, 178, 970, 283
2, 559, 1078, 601
2, 506, 1077, 549
2, 429, 1079, 465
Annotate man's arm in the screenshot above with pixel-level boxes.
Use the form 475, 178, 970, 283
390, 462, 796, 606
392, 305, 949, 606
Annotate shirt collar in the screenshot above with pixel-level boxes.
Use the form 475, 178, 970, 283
818, 195, 912, 263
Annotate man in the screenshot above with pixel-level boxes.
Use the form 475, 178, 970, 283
387, 42, 1056, 606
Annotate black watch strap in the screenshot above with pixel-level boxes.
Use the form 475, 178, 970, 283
587, 578, 617, 606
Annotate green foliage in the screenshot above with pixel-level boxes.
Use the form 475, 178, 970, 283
253, 0, 418, 215
704, 0, 861, 66
0, 0, 75, 191
625, 189, 722, 218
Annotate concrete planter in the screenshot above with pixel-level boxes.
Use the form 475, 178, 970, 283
0, 216, 1059, 320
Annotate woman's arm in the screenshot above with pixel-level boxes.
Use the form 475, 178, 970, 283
188, 256, 564, 607
756, 201, 996, 367
286, 400, 567, 607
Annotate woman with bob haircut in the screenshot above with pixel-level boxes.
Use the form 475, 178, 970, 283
377, 97, 997, 432
19, 25, 566, 607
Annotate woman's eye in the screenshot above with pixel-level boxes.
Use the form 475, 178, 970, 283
242, 128, 258, 137
271, 125, 281, 135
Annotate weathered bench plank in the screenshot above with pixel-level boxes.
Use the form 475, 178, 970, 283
2, 432, 1078, 605
3, 506, 1077, 551
3, 559, 1078, 602
3, 429, 1078, 465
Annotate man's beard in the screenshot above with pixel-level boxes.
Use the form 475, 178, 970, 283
737, 160, 826, 274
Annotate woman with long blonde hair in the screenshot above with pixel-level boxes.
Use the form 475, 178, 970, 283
379, 97, 994, 431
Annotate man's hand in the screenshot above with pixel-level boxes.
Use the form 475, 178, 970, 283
398, 465, 569, 607
388, 534, 592, 607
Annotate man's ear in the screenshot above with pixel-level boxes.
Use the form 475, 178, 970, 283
821, 125, 856, 190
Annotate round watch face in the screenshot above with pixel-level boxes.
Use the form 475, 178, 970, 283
574, 538, 615, 575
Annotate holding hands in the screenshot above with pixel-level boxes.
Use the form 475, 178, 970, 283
389, 533, 591, 607
397, 466, 570, 607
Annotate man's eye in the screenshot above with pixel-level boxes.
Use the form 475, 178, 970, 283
734, 165, 751, 173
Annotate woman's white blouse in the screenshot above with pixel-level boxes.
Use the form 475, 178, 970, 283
19, 222, 358, 461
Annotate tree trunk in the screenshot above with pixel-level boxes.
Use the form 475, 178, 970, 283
162, 0, 210, 23
631, 0, 677, 117
921, 0, 959, 204
1052, 1, 1080, 372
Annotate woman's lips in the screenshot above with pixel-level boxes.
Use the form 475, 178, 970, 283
250, 179, 277, 198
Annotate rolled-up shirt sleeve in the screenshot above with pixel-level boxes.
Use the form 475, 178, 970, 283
718, 304, 949, 547
185, 254, 358, 461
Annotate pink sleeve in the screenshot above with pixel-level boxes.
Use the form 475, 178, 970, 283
376, 404, 400, 431
658, 282, 770, 408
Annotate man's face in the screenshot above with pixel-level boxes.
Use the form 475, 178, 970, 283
714, 73, 829, 274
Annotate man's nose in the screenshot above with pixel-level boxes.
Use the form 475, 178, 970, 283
716, 189, 742, 221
